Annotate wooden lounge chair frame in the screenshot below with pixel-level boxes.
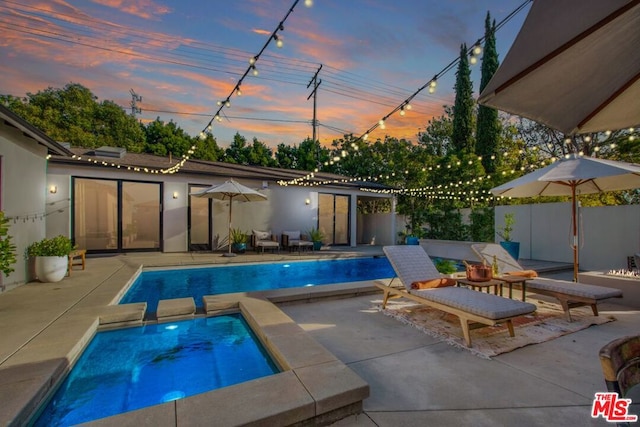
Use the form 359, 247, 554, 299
471, 243, 623, 321
377, 245, 537, 347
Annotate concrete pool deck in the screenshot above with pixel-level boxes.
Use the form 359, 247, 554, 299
0, 246, 638, 426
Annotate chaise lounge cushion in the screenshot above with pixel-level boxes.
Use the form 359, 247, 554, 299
411, 277, 457, 290
412, 287, 536, 320
527, 278, 623, 300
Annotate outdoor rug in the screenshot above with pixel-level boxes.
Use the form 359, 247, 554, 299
376, 298, 615, 359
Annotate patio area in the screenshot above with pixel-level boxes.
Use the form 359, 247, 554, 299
0, 247, 638, 426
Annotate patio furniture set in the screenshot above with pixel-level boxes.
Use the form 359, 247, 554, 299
375, 244, 624, 347
251, 230, 316, 254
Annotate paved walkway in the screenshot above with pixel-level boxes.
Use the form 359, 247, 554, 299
0, 247, 638, 426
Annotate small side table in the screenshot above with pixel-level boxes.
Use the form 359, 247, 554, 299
456, 278, 504, 296
495, 275, 530, 301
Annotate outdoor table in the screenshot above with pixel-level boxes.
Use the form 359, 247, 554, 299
455, 278, 504, 296
495, 275, 530, 301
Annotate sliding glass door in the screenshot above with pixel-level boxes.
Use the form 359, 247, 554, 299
73, 178, 161, 252
318, 193, 350, 245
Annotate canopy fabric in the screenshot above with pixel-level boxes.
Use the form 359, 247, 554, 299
191, 179, 267, 256
491, 155, 640, 281
478, 0, 640, 135
190, 179, 267, 202
491, 156, 640, 197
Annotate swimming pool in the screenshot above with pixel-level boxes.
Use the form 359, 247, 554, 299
121, 256, 394, 313
33, 314, 278, 426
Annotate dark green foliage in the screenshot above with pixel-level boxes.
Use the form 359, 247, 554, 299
469, 207, 495, 242
476, 13, 501, 173
423, 207, 470, 241
451, 44, 475, 154
0, 212, 17, 278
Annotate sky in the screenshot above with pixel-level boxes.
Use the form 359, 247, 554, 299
0, 0, 532, 149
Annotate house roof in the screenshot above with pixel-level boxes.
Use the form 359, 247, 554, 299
49, 147, 394, 191
0, 104, 74, 156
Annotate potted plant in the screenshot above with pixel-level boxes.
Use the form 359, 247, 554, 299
229, 228, 248, 254
0, 211, 17, 289
497, 212, 520, 260
26, 235, 74, 282
307, 227, 325, 251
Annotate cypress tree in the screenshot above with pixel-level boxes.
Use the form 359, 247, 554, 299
476, 12, 500, 173
452, 43, 474, 154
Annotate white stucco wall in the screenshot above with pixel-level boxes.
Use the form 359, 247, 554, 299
46, 162, 394, 252
496, 203, 640, 271
0, 122, 48, 288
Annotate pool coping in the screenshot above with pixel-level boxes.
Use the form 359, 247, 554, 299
1, 260, 375, 426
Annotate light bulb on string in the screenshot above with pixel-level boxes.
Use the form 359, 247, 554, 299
470, 55, 478, 65
249, 56, 256, 65
251, 65, 259, 76
473, 42, 482, 55
275, 35, 284, 48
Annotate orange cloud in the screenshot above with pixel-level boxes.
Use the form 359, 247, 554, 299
91, 0, 171, 20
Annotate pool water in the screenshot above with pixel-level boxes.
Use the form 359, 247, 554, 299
121, 256, 394, 313
33, 315, 278, 426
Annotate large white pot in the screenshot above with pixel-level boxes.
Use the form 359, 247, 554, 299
35, 256, 68, 283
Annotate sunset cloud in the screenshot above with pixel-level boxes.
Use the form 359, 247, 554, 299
0, 0, 528, 148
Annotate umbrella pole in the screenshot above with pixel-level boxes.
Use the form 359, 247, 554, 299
572, 185, 578, 282
228, 197, 233, 255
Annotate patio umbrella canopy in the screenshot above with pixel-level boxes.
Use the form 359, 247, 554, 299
478, 0, 640, 135
190, 179, 267, 256
491, 155, 640, 281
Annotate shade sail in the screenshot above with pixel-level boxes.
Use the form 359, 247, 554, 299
478, 0, 640, 135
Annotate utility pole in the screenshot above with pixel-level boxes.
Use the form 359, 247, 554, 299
307, 65, 322, 144
129, 89, 142, 117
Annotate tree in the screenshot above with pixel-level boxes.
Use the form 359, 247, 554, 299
144, 118, 193, 157
476, 13, 501, 173
247, 137, 276, 166
225, 132, 251, 164
0, 83, 145, 151
451, 44, 475, 154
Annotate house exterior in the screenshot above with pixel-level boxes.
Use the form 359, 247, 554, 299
46, 147, 397, 256
0, 105, 73, 290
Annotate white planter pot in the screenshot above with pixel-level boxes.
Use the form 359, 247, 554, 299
35, 256, 68, 283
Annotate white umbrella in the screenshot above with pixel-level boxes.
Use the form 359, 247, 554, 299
191, 179, 267, 256
478, 0, 640, 135
491, 155, 640, 281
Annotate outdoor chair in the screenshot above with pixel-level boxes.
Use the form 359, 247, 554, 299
281, 231, 314, 253
251, 230, 279, 254
472, 243, 623, 321
598, 334, 640, 426
376, 245, 537, 347
599, 334, 640, 397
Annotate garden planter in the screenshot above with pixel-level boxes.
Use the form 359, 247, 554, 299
500, 241, 520, 261
312, 241, 322, 251
405, 236, 419, 245
232, 243, 246, 254
35, 256, 68, 283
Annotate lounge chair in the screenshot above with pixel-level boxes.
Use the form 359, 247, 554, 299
472, 243, 623, 321
377, 245, 537, 347
281, 231, 314, 252
251, 230, 279, 254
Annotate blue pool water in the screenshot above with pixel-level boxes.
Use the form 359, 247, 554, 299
121, 257, 394, 313
34, 315, 278, 426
